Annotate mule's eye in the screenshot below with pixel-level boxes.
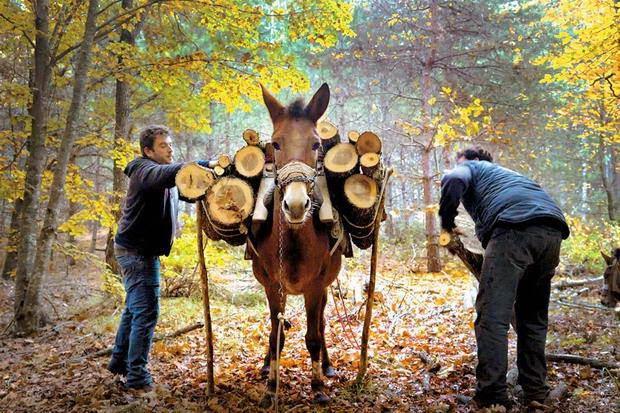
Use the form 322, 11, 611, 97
312, 142, 320, 151
272, 142, 281, 150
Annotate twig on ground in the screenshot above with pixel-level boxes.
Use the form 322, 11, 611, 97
552, 276, 603, 290
552, 299, 614, 312
546, 353, 619, 369
54, 321, 204, 366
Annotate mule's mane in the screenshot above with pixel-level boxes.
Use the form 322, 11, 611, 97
286, 98, 308, 119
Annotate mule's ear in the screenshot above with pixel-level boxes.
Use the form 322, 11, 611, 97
305, 83, 330, 123
602, 251, 613, 265
260, 83, 285, 123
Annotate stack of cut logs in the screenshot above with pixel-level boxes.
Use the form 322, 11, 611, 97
319, 121, 386, 250
176, 122, 386, 250
176, 129, 267, 246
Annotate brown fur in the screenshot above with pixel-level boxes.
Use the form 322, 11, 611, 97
601, 248, 620, 307
250, 83, 340, 405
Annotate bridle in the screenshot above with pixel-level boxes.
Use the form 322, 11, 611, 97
274, 160, 317, 195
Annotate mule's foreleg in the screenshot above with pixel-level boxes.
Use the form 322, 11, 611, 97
319, 290, 336, 378
259, 287, 287, 408
305, 290, 330, 404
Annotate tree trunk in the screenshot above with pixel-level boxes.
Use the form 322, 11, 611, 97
13, 0, 53, 334
89, 155, 101, 253
420, 0, 441, 272
1, 198, 23, 279
599, 136, 619, 221
15, 0, 100, 334
105, 0, 136, 275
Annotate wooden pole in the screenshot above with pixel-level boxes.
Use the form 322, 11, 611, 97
197, 202, 215, 396
356, 168, 393, 384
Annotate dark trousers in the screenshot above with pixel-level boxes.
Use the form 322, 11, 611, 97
474, 225, 562, 404
110, 254, 160, 387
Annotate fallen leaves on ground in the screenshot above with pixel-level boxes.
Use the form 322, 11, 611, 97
0, 255, 618, 412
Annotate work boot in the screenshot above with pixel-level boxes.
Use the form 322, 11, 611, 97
107, 358, 127, 377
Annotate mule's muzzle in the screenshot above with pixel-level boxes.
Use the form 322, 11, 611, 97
282, 181, 312, 226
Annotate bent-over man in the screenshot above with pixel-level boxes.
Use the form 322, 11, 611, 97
107, 125, 208, 391
439, 147, 569, 409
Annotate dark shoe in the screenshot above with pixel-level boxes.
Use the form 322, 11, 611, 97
457, 394, 514, 410
473, 395, 514, 411
107, 359, 127, 376
123, 382, 154, 393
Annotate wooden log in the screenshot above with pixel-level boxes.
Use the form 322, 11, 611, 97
324, 143, 360, 205
175, 162, 216, 200
343, 174, 378, 250
317, 120, 340, 153
213, 165, 226, 177
360, 153, 382, 179
438, 231, 483, 280
234, 145, 265, 182
207, 154, 232, 170
324, 143, 359, 179
356, 131, 382, 155
242, 128, 260, 146
347, 130, 360, 145
204, 177, 253, 246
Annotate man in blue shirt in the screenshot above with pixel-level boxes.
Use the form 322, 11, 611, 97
107, 125, 208, 391
439, 147, 569, 409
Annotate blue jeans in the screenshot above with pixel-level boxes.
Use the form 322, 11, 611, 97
110, 254, 160, 387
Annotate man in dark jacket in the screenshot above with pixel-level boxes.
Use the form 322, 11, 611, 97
107, 125, 208, 390
439, 147, 569, 409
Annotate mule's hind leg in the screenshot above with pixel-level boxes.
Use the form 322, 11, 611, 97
319, 290, 336, 378
259, 287, 287, 409
305, 289, 330, 404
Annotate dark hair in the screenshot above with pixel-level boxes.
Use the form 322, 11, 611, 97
457, 146, 493, 162
139, 125, 170, 157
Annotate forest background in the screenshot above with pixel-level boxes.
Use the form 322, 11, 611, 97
0, 0, 618, 411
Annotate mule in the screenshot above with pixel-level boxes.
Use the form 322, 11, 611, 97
249, 83, 342, 406
601, 249, 620, 308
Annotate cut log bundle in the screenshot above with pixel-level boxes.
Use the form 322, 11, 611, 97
182, 124, 388, 251
202, 177, 254, 246
317, 120, 340, 153
176, 162, 216, 200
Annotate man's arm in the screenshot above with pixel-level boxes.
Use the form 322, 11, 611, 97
139, 160, 213, 191
438, 165, 471, 231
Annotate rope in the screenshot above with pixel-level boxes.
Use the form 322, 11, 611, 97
274, 312, 285, 413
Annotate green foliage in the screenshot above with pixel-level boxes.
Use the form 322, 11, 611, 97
160, 213, 241, 297
561, 216, 620, 273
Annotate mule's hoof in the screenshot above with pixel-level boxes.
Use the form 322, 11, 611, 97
259, 393, 275, 409
260, 365, 270, 377
313, 392, 330, 405
323, 366, 336, 378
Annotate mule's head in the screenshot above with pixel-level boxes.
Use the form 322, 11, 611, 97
261, 83, 330, 227
601, 248, 620, 308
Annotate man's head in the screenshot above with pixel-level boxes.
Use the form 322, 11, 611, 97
456, 146, 493, 164
140, 125, 173, 164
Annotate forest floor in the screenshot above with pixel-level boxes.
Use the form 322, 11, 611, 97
0, 246, 618, 413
